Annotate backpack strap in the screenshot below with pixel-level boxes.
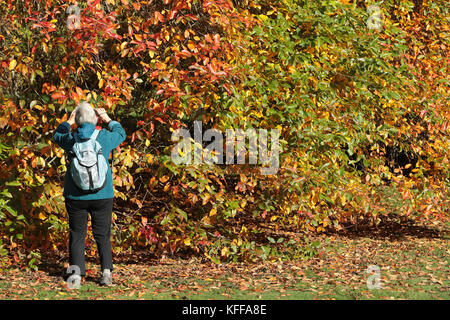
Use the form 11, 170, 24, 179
90, 129, 101, 142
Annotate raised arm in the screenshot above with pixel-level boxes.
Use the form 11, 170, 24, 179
53, 108, 77, 151
95, 108, 126, 150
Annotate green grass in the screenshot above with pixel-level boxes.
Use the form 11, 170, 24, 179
0, 267, 447, 300
0, 234, 448, 300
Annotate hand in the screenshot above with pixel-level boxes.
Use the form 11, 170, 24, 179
67, 108, 77, 126
95, 108, 112, 123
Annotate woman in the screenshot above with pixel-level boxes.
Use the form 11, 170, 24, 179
53, 101, 126, 286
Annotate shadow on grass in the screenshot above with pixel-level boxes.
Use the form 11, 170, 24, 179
36, 248, 159, 283
326, 216, 448, 241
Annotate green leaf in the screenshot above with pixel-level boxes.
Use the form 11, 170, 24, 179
5, 181, 21, 187
175, 208, 188, 221
267, 236, 275, 243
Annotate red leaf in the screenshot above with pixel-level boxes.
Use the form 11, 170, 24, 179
155, 11, 165, 23
169, 10, 178, 20
51, 93, 66, 100
89, 0, 101, 8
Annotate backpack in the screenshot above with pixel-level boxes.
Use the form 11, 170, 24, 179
68, 129, 108, 193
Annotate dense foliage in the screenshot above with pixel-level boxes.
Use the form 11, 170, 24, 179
0, 0, 448, 266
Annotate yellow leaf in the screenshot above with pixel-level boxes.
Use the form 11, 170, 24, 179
35, 175, 45, 184
98, 79, 104, 89
9, 59, 17, 71
187, 42, 195, 51
221, 246, 229, 257
38, 212, 47, 220
201, 216, 211, 225
202, 193, 210, 205
209, 207, 217, 216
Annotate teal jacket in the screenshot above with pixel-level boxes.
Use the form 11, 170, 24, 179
53, 120, 126, 200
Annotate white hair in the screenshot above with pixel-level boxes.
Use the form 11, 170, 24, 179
75, 101, 97, 126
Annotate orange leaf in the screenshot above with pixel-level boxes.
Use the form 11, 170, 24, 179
132, 2, 141, 10
75, 86, 84, 98
51, 93, 66, 100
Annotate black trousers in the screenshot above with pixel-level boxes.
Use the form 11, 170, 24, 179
65, 198, 114, 276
